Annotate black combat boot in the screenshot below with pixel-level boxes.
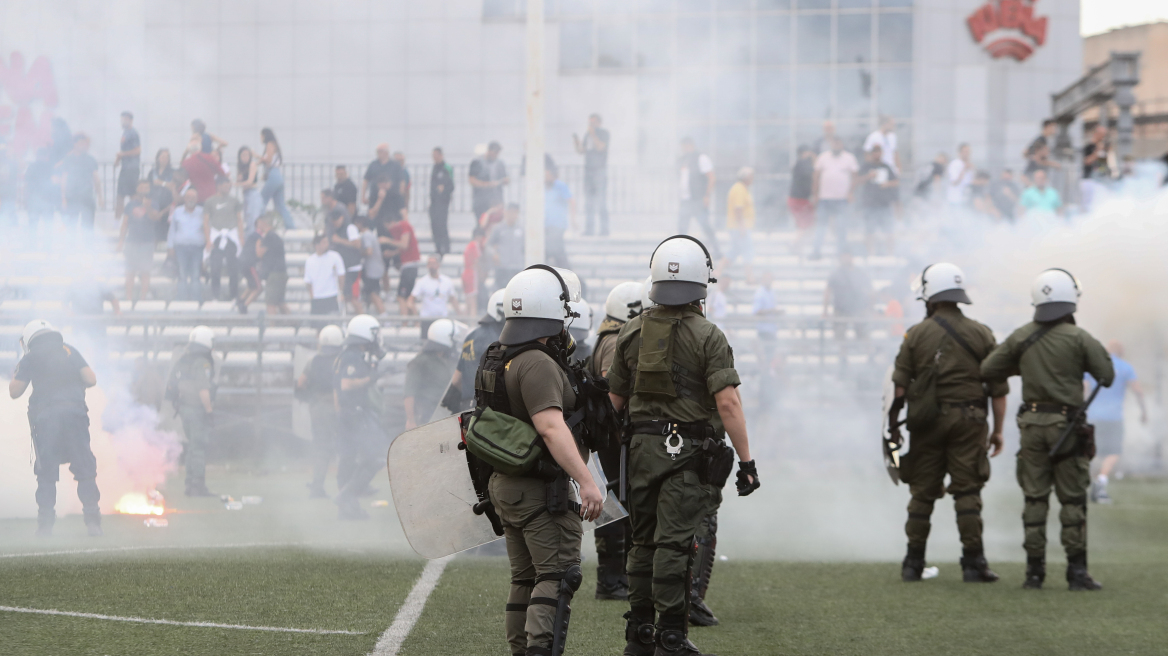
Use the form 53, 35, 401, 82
654, 614, 714, 656
960, 550, 999, 582
688, 597, 719, 627
35, 510, 54, 538
901, 546, 925, 582
1023, 556, 1045, 589
623, 609, 656, 656
596, 558, 630, 601
1066, 552, 1102, 591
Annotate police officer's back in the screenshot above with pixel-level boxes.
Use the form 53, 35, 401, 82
404, 318, 467, 427
297, 325, 343, 498
170, 326, 218, 497
333, 314, 389, 520
10, 320, 102, 537
448, 289, 505, 412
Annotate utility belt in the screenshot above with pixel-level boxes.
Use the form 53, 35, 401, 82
940, 399, 987, 412
1018, 402, 1080, 417
630, 419, 734, 488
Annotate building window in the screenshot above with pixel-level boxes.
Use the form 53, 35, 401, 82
795, 68, 832, 119
758, 124, 792, 172
877, 67, 912, 117
836, 13, 872, 64
678, 0, 714, 11
796, 0, 832, 9
484, 0, 524, 18
880, 0, 912, 6
756, 15, 791, 65
878, 12, 913, 63
716, 16, 752, 66
838, 0, 873, 8
561, 21, 595, 69
837, 67, 873, 119
637, 20, 673, 67
679, 75, 713, 120
717, 69, 752, 121
560, 0, 594, 15
796, 15, 831, 65
598, 21, 634, 67
677, 16, 714, 67
756, 69, 791, 120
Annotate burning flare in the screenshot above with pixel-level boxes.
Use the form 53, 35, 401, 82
114, 491, 165, 516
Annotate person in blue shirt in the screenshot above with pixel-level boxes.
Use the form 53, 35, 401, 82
1085, 340, 1147, 503
1019, 169, 1062, 217
543, 164, 575, 269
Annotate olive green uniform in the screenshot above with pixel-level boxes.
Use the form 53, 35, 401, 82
590, 316, 631, 597
892, 305, 1008, 556
174, 346, 215, 490
981, 321, 1113, 560
606, 304, 740, 621
484, 349, 582, 656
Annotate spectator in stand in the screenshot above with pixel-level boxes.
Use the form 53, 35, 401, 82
253, 214, 287, 314
0, 142, 17, 228
1022, 119, 1060, 184
1085, 340, 1148, 504
863, 116, 900, 175
813, 119, 837, 154
823, 250, 872, 342
190, 119, 227, 155
334, 165, 358, 217
237, 146, 263, 235
167, 188, 206, 302
914, 152, 948, 201
118, 179, 161, 305
321, 189, 349, 220
543, 163, 575, 269
24, 147, 58, 242
394, 151, 411, 207
409, 254, 459, 337
574, 113, 610, 236
856, 144, 898, 255
488, 203, 524, 294
304, 233, 346, 315
721, 166, 756, 281
1019, 168, 1061, 218
381, 207, 421, 316
677, 137, 720, 258
945, 143, 974, 206
990, 168, 1020, 222
429, 147, 454, 256
788, 146, 816, 250
58, 133, 103, 229
204, 176, 245, 301
1081, 125, 1110, 213
114, 111, 141, 222
181, 142, 221, 203
811, 136, 858, 259
363, 144, 405, 216
259, 127, 294, 229
753, 270, 780, 341
358, 217, 386, 315
881, 286, 905, 339
371, 173, 403, 272
469, 141, 509, 222
969, 170, 997, 219
148, 148, 175, 187
462, 226, 488, 315
707, 272, 731, 331
325, 206, 364, 314
147, 150, 176, 243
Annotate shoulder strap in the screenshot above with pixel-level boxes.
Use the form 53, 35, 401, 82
931, 316, 982, 361
1015, 323, 1056, 360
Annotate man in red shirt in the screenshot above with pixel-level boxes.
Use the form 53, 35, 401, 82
182, 151, 221, 203
462, 227, 487, 315
381, 215, 420, 316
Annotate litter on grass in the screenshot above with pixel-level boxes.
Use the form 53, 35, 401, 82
241, 496, 262, 505
371, 500, 390, 507
143, 518, 168, 528
922, 567, 939, 579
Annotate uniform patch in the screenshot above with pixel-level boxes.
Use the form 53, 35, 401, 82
668, 262, 680, 274
511, 299, 522, 311
1041, 285, 1052, 296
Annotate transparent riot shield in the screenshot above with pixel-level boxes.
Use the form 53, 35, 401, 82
387, 416, 628, 559
880, 364, 903, 485
292, 346, 314, 441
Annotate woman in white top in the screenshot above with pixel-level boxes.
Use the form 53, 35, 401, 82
259, 127, 295, 228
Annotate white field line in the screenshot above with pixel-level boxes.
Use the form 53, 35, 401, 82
370, 555, 453, 656
0, 605, 365, 635
0, 541, 308, 559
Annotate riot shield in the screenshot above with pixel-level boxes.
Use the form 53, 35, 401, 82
387, 416, 628, 559
880, 364, 903, 485
423, 322, 472, 424
292, 346, 314, 441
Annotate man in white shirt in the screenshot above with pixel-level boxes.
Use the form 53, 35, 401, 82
810, 137, 859, 259
303, 234, 346, 315
408, 254, 458, 337
863, 116, 900, 175
946, 143, 974, 206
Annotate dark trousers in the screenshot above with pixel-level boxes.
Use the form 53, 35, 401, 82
584, 173, 609, 235
595, 441, 630, 575
61, 196, 96, 230
678, 198, 720, 258
309, 402, 340, 491
545, 225, 570, 269
31, 410, 101, 528
207, 240, 240, 300
336, 410, 385, 513
429, 201, 451, 255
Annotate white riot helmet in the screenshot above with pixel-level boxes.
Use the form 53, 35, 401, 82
569, 300, 594, 334
20, 319, 57, 353
189, 325, 215, 350
1031, 268, 1081, 322
915, 262, 972, 304
318, 325, 344, 348
347, 314, 382, 344
648, 235, 716, 305
427, 318, 470, 349
641, 275, 657, 312
500, 265, 578, 345
485, 288, 507, 323
605, 281, 644, 321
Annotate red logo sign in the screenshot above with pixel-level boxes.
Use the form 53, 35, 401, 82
966, 0, 1048, 62
0, 51, 59, 159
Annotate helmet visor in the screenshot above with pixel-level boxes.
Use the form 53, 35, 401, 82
929, 288, 972, 304
499, 317, 565, 346
1034, 301, 1076, 322
648, 280, 707, 306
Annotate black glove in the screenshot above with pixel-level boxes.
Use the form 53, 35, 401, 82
736, 460, 760, 497
440, 385, 463, 413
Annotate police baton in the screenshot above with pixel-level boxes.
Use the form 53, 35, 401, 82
1048, 384, 1102, 458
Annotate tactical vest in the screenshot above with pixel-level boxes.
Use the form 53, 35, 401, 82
297, 346, 340, 404
166, 347, 216, 408
634, 309, 717, 413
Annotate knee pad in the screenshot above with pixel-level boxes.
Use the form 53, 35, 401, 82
538, 566, 582, 656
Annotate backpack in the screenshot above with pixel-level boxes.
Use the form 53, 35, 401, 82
905, 316, 983, 432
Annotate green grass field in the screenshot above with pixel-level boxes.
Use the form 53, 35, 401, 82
2, 468, 1167, 656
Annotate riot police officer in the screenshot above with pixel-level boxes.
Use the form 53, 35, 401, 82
445, 288, 506, 414
607, 236, 759, 656
590, 280, 644, 601
404, 318, 469, 428
889, 263, 1008, 583
982, 269, 1114, 591
477, 265, 604, 656
568, 298, 594, 364
296, 325, 344, 498
10, 320, 102, 537
170, 326, 218, 497
334, 314, 389, 520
